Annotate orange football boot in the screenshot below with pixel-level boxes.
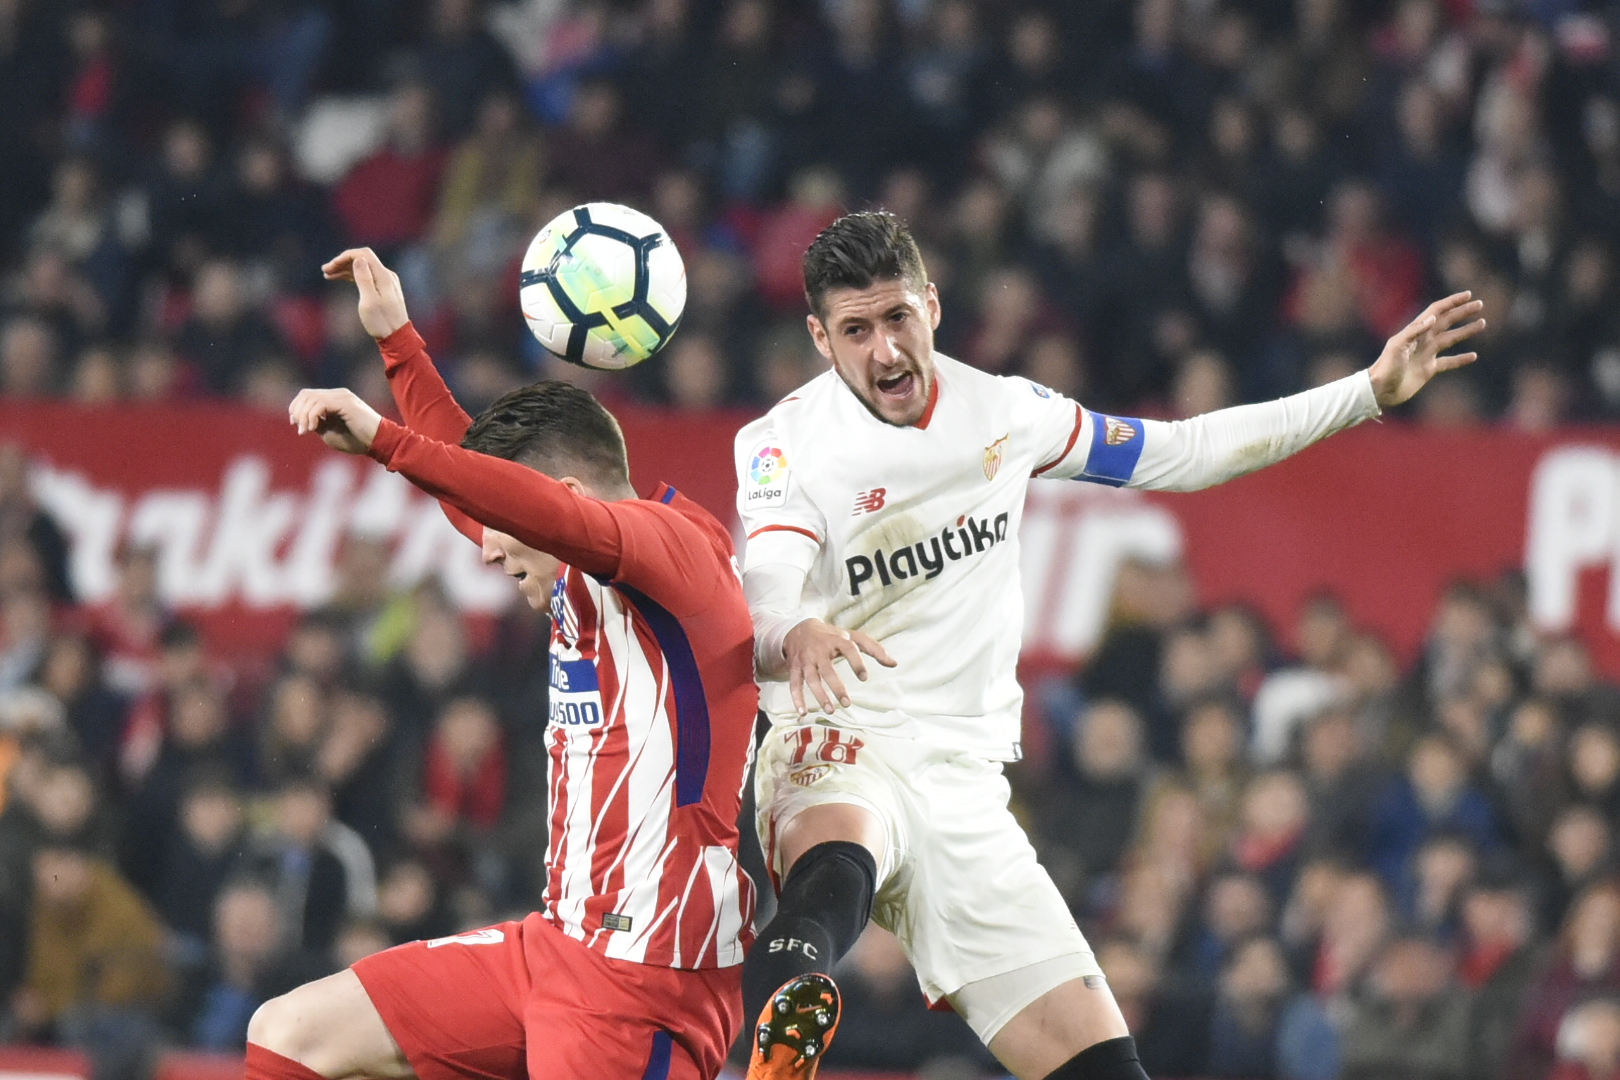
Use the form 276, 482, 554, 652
744, 973, 841, 1080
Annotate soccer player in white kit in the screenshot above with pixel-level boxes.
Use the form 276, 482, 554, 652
734, 212, 1485, 1080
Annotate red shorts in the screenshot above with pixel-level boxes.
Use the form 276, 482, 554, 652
351, 913, 742, 1080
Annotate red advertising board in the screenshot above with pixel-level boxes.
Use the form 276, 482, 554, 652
5, 401, 1620, 674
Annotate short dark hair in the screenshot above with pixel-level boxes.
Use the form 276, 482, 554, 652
802, 211, 927, 318
461, 381, 630, 486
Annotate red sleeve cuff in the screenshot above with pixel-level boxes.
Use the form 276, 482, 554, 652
378, 322, 427, 372
368, 417, 406, 465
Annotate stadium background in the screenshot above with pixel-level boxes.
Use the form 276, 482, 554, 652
7, 0, 1620, 1078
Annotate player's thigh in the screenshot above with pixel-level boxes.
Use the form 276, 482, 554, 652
522, 923, 741, 1080
344, 925, 529, 1080
525, 1020, 704, 1080
754, 723, 904, 883
889, 754, 1095, 1011
984, 976, 1130, 1080
248, 969, 413, 1080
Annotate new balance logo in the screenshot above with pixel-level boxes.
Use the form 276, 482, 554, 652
851, 488, 887, 515
846, 512, 1010, 596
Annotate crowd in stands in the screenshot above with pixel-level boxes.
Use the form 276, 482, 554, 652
8, 0, 1620, 1078
0, 0, 1619, 421
13, 434, 1620, 1080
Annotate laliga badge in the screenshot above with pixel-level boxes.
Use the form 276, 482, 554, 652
747, 443, 790, 508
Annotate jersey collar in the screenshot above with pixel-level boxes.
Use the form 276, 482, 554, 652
914, 369, 941, 430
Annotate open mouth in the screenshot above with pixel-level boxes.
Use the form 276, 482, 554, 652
512, 571, 528, 582
876, 371, 915, 399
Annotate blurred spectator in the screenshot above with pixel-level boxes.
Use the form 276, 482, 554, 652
406, 696, 505, 870
1552, 998, 1620, 1080
86, 543, 169, 697
119, 675, 253, 897
417, 0, 519, 140
1180, 872, 1275, 987
752, 168, 845, 312
433, 91, 543, 282
1, 317, 59, 398
1462, 870, 1542, 1080
1229, 771, 1310, 903
157, 775, 247, 954
242, 777, 376, 954
1314, 870, 1392, 999
1543, 805, 1614, 934
1036, 699, 1152, 911
0, 444, 71, 602
1514, 882, 1620, 1080
331, 83, 448, 255
224, 140, 334, 295
1097, 935, 1210, 1077
33, 634, 124, 772
825, 925, 991, 1074
546, 79, 661, 205
14, 841, 169, 1074
1365, 732, 1500, 889
1205, 934, 1329, 1080
1339, 935, 1472, 1080
173, 259, 287, 395
177, 879, 323, 1051
374, 858, 453, 945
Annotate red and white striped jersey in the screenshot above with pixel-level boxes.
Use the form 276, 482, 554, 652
540, 490, 757, 969
372, 324, 759, 970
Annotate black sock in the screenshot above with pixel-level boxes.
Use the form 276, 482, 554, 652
1042, 1036, 1150, 1080
742, 840, 877, 1023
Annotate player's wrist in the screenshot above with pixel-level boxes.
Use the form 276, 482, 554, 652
377, 322, 425, 367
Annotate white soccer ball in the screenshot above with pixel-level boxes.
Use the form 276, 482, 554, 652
518, 202, 687, 370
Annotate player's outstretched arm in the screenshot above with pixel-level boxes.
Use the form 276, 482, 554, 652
293, 387, 631, 576
290, 387, 382, 455
322, 247, 474, 446
1076, 292, 1486, 493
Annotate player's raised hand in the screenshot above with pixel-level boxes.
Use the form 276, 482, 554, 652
321, 247, 409, 340
289, 388, 383, 455
783, 618, 897, 716
1367, 291, 1487, 408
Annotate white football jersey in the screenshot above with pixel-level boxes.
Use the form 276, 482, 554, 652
734, 353, 1128, 759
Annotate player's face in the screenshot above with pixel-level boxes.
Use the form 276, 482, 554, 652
809, 278, 941, 427
480, 528, 561, 609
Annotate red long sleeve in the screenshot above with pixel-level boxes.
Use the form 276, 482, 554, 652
368, 420, 728, 615
377, 322, 481, 542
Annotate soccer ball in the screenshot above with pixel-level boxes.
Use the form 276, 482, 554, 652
518, 202, 686, 370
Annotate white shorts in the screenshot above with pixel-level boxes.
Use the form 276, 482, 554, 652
755, 721, 1103, 1042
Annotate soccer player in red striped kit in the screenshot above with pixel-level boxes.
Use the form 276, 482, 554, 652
247, 248, 759, 1080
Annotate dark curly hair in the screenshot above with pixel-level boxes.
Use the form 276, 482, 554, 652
460, 381, 629, 486
801, 210, 928, 318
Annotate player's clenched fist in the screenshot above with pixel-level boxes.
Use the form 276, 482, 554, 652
783, 618, 897, 716
289, 388, 383, 455
321, 247, 409, 340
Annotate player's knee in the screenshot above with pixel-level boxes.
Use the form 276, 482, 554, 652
247, 983, 340, 1070
247, 992, 303, 1057
1041, 1036, 1150, 1080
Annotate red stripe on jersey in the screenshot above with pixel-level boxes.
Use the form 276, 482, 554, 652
748, 524, 820, 542
914, 372, 941, 429
1033, 403, 1085, 476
